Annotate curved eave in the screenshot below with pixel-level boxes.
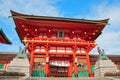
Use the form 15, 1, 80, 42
10, 10, 109, 25
0, 28, 12, 44
10, 10, 109, 42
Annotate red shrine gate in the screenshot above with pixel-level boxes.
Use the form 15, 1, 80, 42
11, 10, 109, 77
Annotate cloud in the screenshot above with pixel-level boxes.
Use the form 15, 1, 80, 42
0, 0, 120, 54
86, 2, 120, 54
0, 0, 61, 17
95, 31, 120, 54
0, 0, 61, 52
91, 2, 120, 28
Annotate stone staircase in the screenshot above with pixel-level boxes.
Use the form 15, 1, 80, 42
0, 76, 119, 80
24, 77, 109, 80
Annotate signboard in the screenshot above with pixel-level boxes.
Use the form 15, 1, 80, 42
34, 58, 45, 63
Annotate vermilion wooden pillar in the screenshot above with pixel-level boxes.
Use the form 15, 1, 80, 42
30, 50, 34, 73
86, 52, 92, 76
45, 44, 49, 76
116, 64, 119, 70
68, 60, 73, 77
73, 45, 78, 75
74, 61, 78, 75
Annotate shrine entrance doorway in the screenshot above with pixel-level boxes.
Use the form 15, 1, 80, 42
49, 54, 73, 77
50, 66, 68, 77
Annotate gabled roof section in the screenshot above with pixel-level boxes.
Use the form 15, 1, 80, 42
10, 10, 109, 25
0, 28, 12, 44
10, 10, 109, 42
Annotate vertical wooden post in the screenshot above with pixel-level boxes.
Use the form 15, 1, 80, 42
30, 50, 34, 74
68, 60, 73, 77
86, 51, 92, 77
116, 64, 119, 70
45, 44, 49, 76
74, 59, 78, 74
73, 45, 78, 76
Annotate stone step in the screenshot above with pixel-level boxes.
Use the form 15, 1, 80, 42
25, 77, 108, 80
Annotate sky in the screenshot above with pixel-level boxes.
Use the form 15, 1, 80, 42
0, 0, 120, 55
